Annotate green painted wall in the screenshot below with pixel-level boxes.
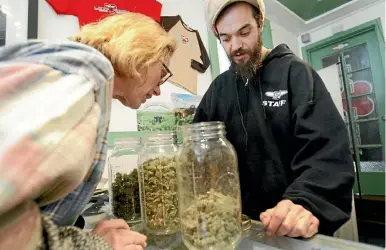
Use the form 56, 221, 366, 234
262, 19, 273, 49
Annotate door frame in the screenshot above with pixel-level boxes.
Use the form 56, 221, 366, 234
302, 18, 385, 151
302, 18, 385, 72
302, 18, 385, 196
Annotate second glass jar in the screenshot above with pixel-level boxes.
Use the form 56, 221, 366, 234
138, 132, 180, 235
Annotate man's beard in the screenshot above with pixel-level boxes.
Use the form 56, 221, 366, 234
229, 34, 263, 80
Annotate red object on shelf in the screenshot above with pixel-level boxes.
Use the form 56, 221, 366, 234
46, 0, 162, 26
342, 80, 374, 117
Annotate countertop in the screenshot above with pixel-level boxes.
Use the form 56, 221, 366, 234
82, 200, 382, 250
143, 221, 382, 250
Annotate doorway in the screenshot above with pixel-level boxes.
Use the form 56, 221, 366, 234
303, 19, 385, 196
303, 18, 385, 246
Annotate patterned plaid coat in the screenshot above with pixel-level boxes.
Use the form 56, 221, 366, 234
0, 40, 115, 249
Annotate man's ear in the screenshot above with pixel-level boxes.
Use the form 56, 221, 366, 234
253, 11, 264, 30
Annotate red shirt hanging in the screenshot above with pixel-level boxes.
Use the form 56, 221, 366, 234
46, 0, 162, 26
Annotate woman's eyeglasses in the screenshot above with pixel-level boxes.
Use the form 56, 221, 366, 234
159, 63, 173, 86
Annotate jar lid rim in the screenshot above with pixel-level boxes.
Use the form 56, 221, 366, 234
181, 121, 225, 130
114, 137, 141, 142
144, 131, 178, 143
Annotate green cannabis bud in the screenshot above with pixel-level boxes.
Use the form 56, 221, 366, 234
140, 156, 180, 233
180, 189, 242, 250
112, 170, 141, 221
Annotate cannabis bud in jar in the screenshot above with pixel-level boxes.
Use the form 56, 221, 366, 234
176, 122, 243, 250
139, 156, 179, 234
111, 171, 140, 221
108, 137, 142, 225
180, 190, 241, 250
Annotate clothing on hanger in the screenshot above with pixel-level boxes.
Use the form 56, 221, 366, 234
46, 0, 162, 26
161, 16, 210, 94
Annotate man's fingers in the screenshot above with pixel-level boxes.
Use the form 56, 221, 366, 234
287, 212, 313, 238
303, 217, 320, 238
287, 217, 307, 238
260, 213, 271, 227
276, 204, 302, 236
260, 200, 320, 238
260, 209, 273, 226
266, 200, 292, 236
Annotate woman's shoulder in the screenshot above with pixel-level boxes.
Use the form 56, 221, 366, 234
0, 39, 114, 86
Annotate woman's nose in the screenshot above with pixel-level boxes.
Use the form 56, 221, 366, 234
153, 86, 161, 96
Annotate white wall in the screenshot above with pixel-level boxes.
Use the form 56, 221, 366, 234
38, 0, 212, 132
0, 0, 29, 44
217, 40, 231, 74
38, 0, 79, 40
317, 65, 344, 118
270, 20, 300, 57
299, 1, 385, 49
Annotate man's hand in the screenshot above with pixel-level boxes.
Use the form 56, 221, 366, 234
259, 200, 319, 238
91, 219, 147, 250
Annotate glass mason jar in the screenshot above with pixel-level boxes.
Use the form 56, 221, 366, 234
176, 122, 242, 250
108, 137, 142, 225
138, 132, 180, 235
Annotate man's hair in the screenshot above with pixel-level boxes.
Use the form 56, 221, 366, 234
71, 12, 176, 81
251, 4, 263, 29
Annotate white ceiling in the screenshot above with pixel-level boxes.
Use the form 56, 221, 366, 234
264, 0, 384, 35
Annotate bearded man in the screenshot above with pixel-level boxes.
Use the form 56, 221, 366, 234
194, 0, 355, 239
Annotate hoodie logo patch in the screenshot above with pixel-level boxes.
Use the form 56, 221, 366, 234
263, 90, 288, 107
265, 90, 288, 100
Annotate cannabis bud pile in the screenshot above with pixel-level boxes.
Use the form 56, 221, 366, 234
180, 189, 242, 250
140, 156, 179, 233
111, 170, 141, 222
176, 121, 242, 249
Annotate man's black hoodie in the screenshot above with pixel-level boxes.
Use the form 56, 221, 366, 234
193, 44, 355, 236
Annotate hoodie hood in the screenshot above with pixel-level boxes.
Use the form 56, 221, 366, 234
262, 43, 294, 65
